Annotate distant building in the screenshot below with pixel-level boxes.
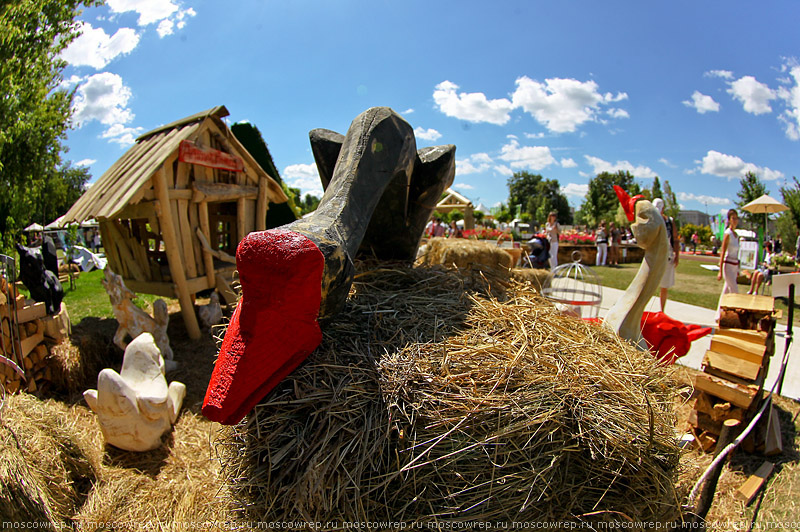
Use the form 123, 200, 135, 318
677, 210, 710, 226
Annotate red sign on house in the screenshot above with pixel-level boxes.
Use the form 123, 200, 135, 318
179, 140, 245, 172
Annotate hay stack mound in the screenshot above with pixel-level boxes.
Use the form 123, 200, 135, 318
218, 265, 680, 524
0, 393, 100, 523
419, 237, 513, 270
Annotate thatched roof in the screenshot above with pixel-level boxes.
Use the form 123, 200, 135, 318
64, 106, 287, 223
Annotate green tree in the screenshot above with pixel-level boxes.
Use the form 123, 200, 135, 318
0, 0, 100, 252
735, 171, 768, 227
662, 180, 680, 223
507, 171, 570, 225
649, 176, 663, 201
577, 171, 641, 227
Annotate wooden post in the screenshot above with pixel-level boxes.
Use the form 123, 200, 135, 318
256, 177, 269, 232
695, 418, 741, 520
152, 168, 201, 340
198, 201, 217, 288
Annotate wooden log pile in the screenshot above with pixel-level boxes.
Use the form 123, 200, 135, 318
0, 276, 71, 395
688, 294, 777, 452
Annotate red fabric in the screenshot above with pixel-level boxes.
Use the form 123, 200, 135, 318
640, 311, 711, 365
202, 229, 324, 425
613, 185, 644, 222
587, 312, 711, 365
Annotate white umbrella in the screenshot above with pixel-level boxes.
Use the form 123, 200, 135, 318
24, 222, 44, 231
741, 194, 788, 259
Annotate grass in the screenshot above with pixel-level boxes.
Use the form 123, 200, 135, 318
60, 268, 165, 324
593, 253, 800, 327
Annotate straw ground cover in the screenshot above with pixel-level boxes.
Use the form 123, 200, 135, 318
218, 264, 683, 524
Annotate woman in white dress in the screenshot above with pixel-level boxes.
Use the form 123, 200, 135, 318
545, 211, 560, 269
716, 209, 740, 320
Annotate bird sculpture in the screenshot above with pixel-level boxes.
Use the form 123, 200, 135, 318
603, 187, 668, 350
198, 291, 223, 329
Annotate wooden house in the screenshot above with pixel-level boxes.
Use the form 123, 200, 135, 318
436, 188, 475, 229
64, 106, 288, 339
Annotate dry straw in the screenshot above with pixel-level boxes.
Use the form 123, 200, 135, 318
217, 264, 682, 524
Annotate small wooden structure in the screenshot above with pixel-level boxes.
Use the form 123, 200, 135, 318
689, 293, 777, 450
435, 188, 474, 229
64, 106, 288, 339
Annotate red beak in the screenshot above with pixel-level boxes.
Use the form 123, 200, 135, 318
613, 186, 644, 222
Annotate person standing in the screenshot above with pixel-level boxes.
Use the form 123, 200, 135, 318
595, 221, 608, 266
544, 211, 560, 269
448, 220, 463, 238
691, 232, 699, 254
653, 198, 680, 313
716, 209, 740, 320
608, 222, 621, 266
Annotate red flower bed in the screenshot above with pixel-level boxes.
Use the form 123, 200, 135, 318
560, 233, 596, 245
462, 228, 512, 240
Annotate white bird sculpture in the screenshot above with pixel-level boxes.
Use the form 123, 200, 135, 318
84, 333, 186, 452
198, 291, 223, 329
603, 187, 668, 350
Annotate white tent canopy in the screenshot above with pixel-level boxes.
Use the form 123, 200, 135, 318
24, 222, 43, 231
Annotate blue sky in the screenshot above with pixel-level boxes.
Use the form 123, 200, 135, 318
60, 1, 800, 217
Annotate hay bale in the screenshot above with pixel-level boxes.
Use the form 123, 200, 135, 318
0, 393, 100, 522
510, 267, 552, 291
218, 265, 681, 524
419, 237, 513, 270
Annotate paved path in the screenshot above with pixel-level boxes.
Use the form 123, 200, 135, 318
597, 286, 800, 401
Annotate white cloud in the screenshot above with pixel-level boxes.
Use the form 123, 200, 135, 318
107, 0, 179, 25
561, 183, 589, 198
452, 182, 474, 190
698, 150, 783, 181
60, 22, 139, 69
560, 158, 577, 168
676, 192, 731, 206
493, 164, 514, 177
727, 76, 776, 115
683, 90, 720, 114
156, 19, 174, 37
72, 72, 134, 126
456, 153, 493, 175
659, 158, 677, 168
402, 108, 414, 114
283, 163, 323, 198
706, 70, 734, 79
433, 80, 514, 125
498, 139, 556, 170
584, 155, 658, 178
511, 76, 628, 133
76, 158, 97, 167
778, 64, 800, 140
71, 72, 143, 146
413, 127, 442, 142
524, 132, 545, 139
607, 108, 629, 119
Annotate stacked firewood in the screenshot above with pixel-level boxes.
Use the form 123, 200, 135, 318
688, 294, 777, 452
0, 276, 70, 394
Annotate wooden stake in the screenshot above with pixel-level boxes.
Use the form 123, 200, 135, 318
694, 418, 740, 520
735, 461, 774, 505
152, 167, 201, 340
198, 201, 216, 287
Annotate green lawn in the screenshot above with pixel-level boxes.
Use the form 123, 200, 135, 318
60, 268, 165, 324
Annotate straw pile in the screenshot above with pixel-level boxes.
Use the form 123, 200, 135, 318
419, 237, 513, 270
0, 393, 101, 523
218, 264, 682, 524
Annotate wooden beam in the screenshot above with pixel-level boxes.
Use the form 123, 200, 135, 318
702, 350, 762, 381
256, 177, 269, 232
186, 275, 214, 295
124, 279, 176, 299
142, 188, 193, 201
153, 166, 201, 340
735, 461, 774, 505
710, 335, 767, 365
694, 372, 759, 409
115, 201, 156, 220
177, 198, 197, 279
191, 181, 258, 203
198, 201, 216, 287
106, 221, 147, 282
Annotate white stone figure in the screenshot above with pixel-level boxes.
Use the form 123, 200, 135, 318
102, 267, 174, 366
603, 198, 668, 350
198, 291, 223, 329
84, 333, 186, 452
